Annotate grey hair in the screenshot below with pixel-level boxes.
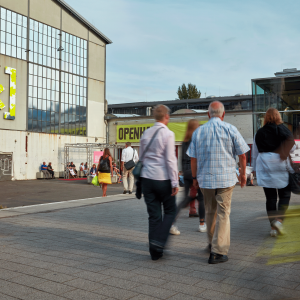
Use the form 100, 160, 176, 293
208, 101, 225, 117
153, 105, 170, 121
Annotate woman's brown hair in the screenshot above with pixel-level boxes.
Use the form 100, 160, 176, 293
184, 119, 199, 142
103, 148, 111, 157
263, 108, 283, 126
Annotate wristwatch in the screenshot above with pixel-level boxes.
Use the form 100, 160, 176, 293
192, 176, 197, 180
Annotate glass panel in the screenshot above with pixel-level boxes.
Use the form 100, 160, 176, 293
253, 77, 300, 138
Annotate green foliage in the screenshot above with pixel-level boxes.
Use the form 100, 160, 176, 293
177, 83, 201, 99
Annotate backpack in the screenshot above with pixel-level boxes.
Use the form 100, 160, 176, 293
98, 156, 110, 172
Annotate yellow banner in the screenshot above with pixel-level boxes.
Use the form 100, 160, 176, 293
117, 121, 207, 143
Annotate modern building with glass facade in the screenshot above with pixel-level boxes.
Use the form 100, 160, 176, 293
252, 68, 300, 138
0, 0, 111, 180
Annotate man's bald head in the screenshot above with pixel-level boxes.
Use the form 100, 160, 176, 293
208, 101, 225, 120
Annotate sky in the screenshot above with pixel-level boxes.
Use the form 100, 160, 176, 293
67, 0, 300, 104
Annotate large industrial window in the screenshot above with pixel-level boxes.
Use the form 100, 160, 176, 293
60, 72, 87, 135
0, 7, 27, 60
28, 19, 60, 69
28, 63, 60, 133
27, 17, 87, 135
61, 32, 87, 77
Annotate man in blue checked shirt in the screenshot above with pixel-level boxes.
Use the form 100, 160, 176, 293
187, 101, 249, 264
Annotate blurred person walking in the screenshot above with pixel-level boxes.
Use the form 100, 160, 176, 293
252, 108, 295, 237
121, 142, 139, 194
187, 101, 249, 264
172, 119, 206, 235
97, 148, 113, 197
140, 105, 179, 260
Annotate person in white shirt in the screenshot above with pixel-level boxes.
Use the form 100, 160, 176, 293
80, 163, 86, 176
121, 142, 139, 194
139, 104, 179, 260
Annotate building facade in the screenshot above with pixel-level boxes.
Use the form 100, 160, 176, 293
106, 96, 254, 171
0, 0, 111, 180
108, 95, 252, 116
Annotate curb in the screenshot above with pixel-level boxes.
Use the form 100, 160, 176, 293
0, 187, 185, 219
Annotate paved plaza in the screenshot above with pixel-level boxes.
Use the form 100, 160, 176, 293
0, 180, 124, 208
0, 187, 300, 300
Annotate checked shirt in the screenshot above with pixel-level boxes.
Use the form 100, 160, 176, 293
187, 117, 249, 189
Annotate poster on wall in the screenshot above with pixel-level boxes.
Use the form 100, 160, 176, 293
291, 140, 300, 163
93, 151, 103, 163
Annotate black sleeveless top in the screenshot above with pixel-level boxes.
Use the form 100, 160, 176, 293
98, 156, 110, 173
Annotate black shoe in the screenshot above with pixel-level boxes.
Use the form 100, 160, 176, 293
128, 191, 132, 194
123, 191, 127, 194
151, 253, 163, 261
208, 252, 228, 264
189, 213, 199, 217
150, 248, 163, 261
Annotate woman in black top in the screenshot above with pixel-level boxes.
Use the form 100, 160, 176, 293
172, 119, 206, 234
97, 148, 113, 197
252, 108, 295, 236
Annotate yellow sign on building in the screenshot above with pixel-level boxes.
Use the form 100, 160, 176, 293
117, 121, 207, 143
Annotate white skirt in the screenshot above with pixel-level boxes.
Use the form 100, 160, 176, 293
256, 152, 293, 189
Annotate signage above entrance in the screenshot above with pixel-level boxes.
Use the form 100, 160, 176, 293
117, 121, 207, 143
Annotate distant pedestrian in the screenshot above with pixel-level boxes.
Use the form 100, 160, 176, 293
121, 142, 139, 194
174, 119, 206, 235
252, 108, 295, 237
187, 101, 249, 264
47, 162, 55, 179
90, 164, 97, 178
41, 162, 50, 179
140, 104, 178, 260
97, 148, 113, 197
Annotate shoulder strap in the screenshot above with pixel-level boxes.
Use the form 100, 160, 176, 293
140, 127, 163, 162
132, 149, 135, 160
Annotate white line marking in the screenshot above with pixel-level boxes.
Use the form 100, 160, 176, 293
3, 193, 132, 211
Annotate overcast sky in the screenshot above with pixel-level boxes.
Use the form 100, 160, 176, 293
67, 0, 300, 104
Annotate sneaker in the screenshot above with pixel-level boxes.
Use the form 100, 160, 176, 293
270, 229, 278, 237
170, 225, 180, 235
123, 191, 127, 194
271, 220, 284, 235
199, 223, 207, 232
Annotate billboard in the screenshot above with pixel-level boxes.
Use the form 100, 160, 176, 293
117, 121, 207, 143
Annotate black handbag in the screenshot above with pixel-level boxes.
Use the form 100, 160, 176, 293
124, 150, 136, 170
133, 127, 163, 180
99, 157, 110, 172
289, 172, 300, 194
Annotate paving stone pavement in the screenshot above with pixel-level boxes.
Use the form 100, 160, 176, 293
0, 186, 299, 300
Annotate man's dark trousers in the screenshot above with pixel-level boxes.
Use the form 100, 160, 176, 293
142, 178, 177, 257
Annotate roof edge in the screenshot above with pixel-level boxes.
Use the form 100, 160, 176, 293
53, 0, 112, 44
108, 95, 252, 108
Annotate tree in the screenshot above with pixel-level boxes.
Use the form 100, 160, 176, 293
177, 83, 201, 99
